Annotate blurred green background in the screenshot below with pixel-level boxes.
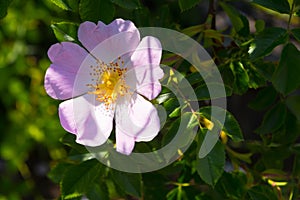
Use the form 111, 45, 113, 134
0, 0, 67, 199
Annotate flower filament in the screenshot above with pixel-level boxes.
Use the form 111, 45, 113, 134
87, 58, 129, 109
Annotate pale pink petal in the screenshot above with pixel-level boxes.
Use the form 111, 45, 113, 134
115, 94, 160, 143
125, 67, 163, 100
89, 31, 140, 64
48, 42, 87, 70
116, 126, 135, 155
45, 42, 97, 100
78, 19, 140, 52
125, 36, 164, 100
58, 94, 114, 147
130, 36, 162, 66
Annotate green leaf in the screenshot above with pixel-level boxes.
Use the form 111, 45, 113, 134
272, 111, 300, 144
200, 106, 244, 142
220, 2, 250, 37
61, 159, 103, 199
230, 62, 249, 95
285, 95, 300, 121
247, 185, 278, 200
252, 0, 290, 14
185, 72, 204, 85
272, 43, 300, 95
111, 170, 142, 197
79, 0, 115, 23
255, 19, 265, 32
162, 112, 198, 148
255, 102, 287, 134
181, 24, 205, 37
51, 22, 79, 42
196, 141, 225, 186
215, 172, 248, 199
155, 92, 175, 104
50, 0, 71, 10
246, 62, 266, 89
195, 83, 232, 100
48, 162, 72, 183
110, 0, 141, 9
163, 98, 180, 116
293, 156, 300, 185
249, 27, 288, 60
178, 0, 201, 12
169, 107, 181, 118
60, 134, 87, 153
291, 28, 300, 42
248, 86, 277, 111
253, 61, 276, 81
295, 0, 300, 16
86, 183, 109, 200
0, 0, 12, 19
261, 169, 289, 181
166, 187, 178, 200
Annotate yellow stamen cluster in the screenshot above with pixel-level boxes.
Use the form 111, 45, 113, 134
87, 57, 129, 109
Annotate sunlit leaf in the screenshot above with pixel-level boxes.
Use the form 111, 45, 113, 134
252, 0, 290, 14
230, 62, 249, 95
50, 0, 71, 10
200, 106, 244, 142
163, 98, 180, 116
246, 62, 266, 89
51, 22, 79, 42
249, 27, 288, 60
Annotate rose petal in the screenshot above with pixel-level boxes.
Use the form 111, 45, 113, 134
78, 19, 140, 52
59, 94, 114, 147
48, 42, 87, 69
130, 36, 162, 66
125, 66, 164, 100
115, 94, 160, 142
116, 126, 135, 155
45, 42, 97, 100
125, 36, 164, 100
90, 31, 140, 64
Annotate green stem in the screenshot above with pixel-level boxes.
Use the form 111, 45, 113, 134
288, 0, 296, 31
208, 0, 216, 30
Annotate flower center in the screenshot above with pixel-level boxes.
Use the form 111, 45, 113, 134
87, 58, 129, 109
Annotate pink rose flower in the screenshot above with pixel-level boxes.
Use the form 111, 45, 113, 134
44, 19, 163, 155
